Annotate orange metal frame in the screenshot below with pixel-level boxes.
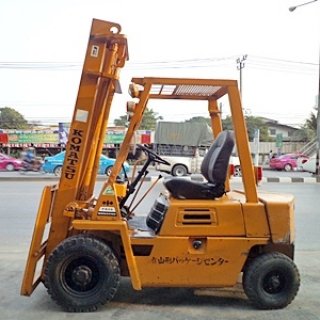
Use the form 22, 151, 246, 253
21, 19, 294, 296
21, 19, 129, 295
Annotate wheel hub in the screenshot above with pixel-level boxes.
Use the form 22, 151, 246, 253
264, 272, 285, 294
72, 265, 93, 287
269, 275, 281, 289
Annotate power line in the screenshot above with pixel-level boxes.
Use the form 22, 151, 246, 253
0, 62, 81, 70
0, 55, 318, 72
250, 55, 318, 67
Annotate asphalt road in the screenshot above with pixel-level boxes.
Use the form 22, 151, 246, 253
0, 166, 316, 178
0, 180, 320, 320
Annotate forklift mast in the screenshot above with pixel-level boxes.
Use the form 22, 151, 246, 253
21, 19, 129, 295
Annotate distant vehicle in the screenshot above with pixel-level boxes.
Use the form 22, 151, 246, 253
301, 157, 319, 174
269, 153, 308, 172
42, 151, 130, 176
0, 153, 22, 171
19, 147, 43, 173
155, 153, 241, 177
20, 158, 43, 173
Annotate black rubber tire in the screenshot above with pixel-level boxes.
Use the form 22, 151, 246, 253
44, 234, 120, 312
53, 166, 62, 176
5, 163, 15, 171
234, 165, 242, 177
243, 252, 300, 309
171, 164, 188, 176
284, 163, 292, 172
105, 166, 113, 176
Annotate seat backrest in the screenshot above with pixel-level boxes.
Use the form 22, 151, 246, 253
201, 131, 235, 184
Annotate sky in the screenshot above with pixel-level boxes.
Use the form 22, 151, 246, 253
0, 0, 319, 128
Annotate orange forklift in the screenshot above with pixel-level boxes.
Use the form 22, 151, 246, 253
21, 19, 300, 312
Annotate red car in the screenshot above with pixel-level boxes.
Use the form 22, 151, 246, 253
269, 153, 308, 172
0, 153, 22, 171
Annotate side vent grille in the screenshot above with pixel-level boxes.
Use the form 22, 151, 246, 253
178, 208, 216, 225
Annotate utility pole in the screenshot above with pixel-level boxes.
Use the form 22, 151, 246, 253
289, 0, 320, 176
236, 55, 247, 98
316, 51, 320, 175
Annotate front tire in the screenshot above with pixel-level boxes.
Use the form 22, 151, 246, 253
45, 235, 120, 312
243, 252, 300, 309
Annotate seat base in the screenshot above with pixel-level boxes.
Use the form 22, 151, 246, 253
164, 178, 225, 200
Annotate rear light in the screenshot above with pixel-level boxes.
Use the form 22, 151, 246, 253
229, 164, 235, 176
254, 166, 263, 183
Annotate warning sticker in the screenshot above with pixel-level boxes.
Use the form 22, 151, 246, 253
91, 45, 99, 58
103, 186, 114, 195
98, 206, 116, 216
75, 109, 88, 123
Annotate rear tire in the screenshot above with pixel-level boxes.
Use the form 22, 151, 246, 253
234, 165, 242, 177
243, 252, 300, 309
53, 166, 62, 176
284, 163, 292, 172
172, 164, 188, 176
5, 163, 14, 171
45, 234, 120, 312
105, 166, 113, 176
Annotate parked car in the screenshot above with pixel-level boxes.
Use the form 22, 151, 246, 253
269, 153, 308, 172
0, 153, 22, 171
155, 153, 241, 177
301, 157, 319, 174
42, 151, 130, 176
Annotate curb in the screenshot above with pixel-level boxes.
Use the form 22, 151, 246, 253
165, 176, 320, 183
260, 176, 320, 183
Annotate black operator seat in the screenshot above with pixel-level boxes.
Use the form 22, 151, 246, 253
163, 131, 235, 199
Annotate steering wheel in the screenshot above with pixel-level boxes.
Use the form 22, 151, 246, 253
137, 144, 171, 166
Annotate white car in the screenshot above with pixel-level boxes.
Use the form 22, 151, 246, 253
155, 154, 241, 177
301, 157, 319, 174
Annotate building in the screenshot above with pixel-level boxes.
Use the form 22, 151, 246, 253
260, 117, 299, 142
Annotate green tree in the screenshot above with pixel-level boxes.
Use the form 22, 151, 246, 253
185, 115, 270, 141
113, 115, 127, 127
185, 116, 211, 125
245, 116, 270, 142
222, 115, 233, 130
305, 108, 317, 131
222, 115, 270, 142
0, 107, 29, 129
114, 107, 163, 130
293, 107, 318, 142
291, 126, 314, 142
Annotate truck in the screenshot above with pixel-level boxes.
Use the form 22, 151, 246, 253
153, 121, 212, 176
21, 19, 300, 312
153, 121, 241, 176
